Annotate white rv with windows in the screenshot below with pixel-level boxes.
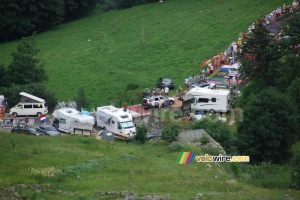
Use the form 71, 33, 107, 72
52, 108, 95, 134
187, 88, 231, 113
9, 92, 48, 117
96, 106, 136, 138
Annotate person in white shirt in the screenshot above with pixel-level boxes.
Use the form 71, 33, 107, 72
164, 86, 169, 96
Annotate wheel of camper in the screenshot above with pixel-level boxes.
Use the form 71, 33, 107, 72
103, 126, 106, 130
12, 112, 18, 118
37, 112, 42, 117
169, 100, 174, 105
209, 109, 215, 114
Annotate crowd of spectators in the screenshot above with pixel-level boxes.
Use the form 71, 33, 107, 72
191, 0, 299, 89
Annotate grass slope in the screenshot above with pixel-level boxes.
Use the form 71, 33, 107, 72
0, 0, 291, 107
0, 133, 299, 199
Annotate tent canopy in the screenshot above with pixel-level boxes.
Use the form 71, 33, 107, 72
97, 130, 116, 141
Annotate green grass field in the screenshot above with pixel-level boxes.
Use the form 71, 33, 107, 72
0, 133, 299, 199
0, 0, 292, 108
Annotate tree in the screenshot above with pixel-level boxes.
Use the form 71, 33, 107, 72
74, 88, 90, 110
272, 13, 300, 90
161, 124, 180, 143
0, 63, 9, 88
134, 124, 147, 144
239, 19, 279, 85
6, 34, 48, 86
0, 0, 64, 42
237, 87, 298, 164
64, 0, 97, 21
287, 77, 300, 139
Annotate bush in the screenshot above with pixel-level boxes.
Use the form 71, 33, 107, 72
161, 124, 180, 143
192, 118, 232, 151
134, 124, 147, 144
290, 149, 300, 190
200, 136, 209, 145
200, 146, 221, 156
243, 162, 290, 189
126, 83, 139, 91
230, 162, 242, 177
168, 142, 183, 152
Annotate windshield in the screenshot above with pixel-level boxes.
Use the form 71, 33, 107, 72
45, 126, 57, 131
121, 121, 134, 129
27, 127, 37, 132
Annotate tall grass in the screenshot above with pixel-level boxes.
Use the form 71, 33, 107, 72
0, 0, 291, 108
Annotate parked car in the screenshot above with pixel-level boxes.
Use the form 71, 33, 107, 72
189, 83, 216, 90
142, 95, 175, 109
36, 125, 61, 136
227, 62, 241, 78
11, 126, 43, 136
157, 77, 174, 89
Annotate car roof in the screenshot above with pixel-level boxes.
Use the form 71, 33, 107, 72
161, 77, 172, 80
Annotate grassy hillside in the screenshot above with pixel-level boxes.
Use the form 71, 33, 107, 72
0, 0, 291, 107
0, 132, 299, 199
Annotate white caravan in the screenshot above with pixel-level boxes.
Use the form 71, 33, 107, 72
52, 108, 95, 134
187, 87, 231, 113
96, 106, 136, 136
9, 92, 48, 117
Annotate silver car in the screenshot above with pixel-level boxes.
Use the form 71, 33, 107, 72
36, 125, 61, 136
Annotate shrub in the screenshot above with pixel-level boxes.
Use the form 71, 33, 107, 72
134, 124, 147, 144
290, 149, 300, 190
243, 162, 290, 189
200, 146, 220, 156
161, 124, 180, 143
230, 162, 242, 177
192, 118, 232, 151
126, 83, 139, 90
168, 142, 183, 152
200, 136, 209, 145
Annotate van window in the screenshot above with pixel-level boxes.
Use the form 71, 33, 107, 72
111, 120, 115, 124
33, 104, 42, 108
44, 103, 47, 108
212, 98, 216, 102
198, 98, 209, 103
191, 98, 196, 103
60, 118, 66, 124
24, 104, 32, 109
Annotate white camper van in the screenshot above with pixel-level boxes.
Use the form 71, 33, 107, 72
187, 88, 230, 113
9, 92, 48, 117
52, 108, 95, 134
96, 106, 136, 137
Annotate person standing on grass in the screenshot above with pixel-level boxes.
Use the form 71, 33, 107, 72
164, 86, 169, 96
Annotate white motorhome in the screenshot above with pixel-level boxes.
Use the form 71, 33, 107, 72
52, 108, 95, 134
9, 92, 48, 117
187, 87, 231, 113
96, 106, 136, 137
